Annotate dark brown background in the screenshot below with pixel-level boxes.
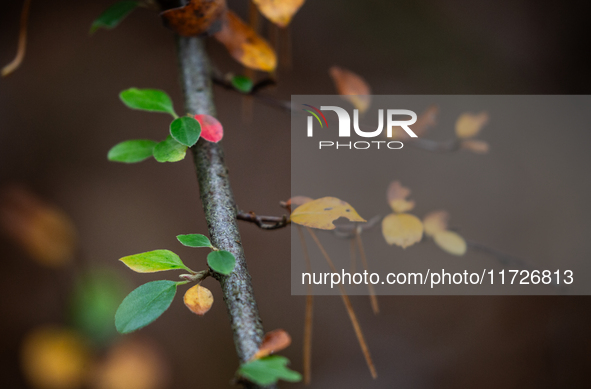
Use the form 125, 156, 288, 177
1, 0, 590, 388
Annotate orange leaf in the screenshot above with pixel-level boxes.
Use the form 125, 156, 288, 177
386, 181, 415, 213
423, 210, 449, 237
381, 213, 423, 249
455, 111, 488, 139
183, 284, 214, 315
461, 139, 489, 154
389, 105, 438, 140
252, 0, 305, 28
329, 66, 371, 113
0, 186, 77, 267
290, 197, 366, 230
161, 0, 227, 37
214, 10, 277, 72
253, 329, 292, 360
93, 338, 169, 389
433, 230, 467, 256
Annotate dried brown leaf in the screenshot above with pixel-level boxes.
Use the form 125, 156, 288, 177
183, 284, 214, 316
252, 0, 305, 28
253, 329, 292, 360
387, 181, 415, 213
161, 0, 227, 37
455, 112, 488, 139
329, 66, 371, 113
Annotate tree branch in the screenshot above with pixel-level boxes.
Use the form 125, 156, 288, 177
237, 210, 290, 230
176, 36, 271, 387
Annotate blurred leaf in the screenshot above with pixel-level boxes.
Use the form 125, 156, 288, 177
461, 139, 490, 154
0, 186, 76, 267
176, 233, 212, 248
389, 105, 438, 140
119, 249, 190, 273
239, 355, 302, 386
183, 284, 213, 315
433, 230, 467, 256
70, 269, 128, 345
381, 213, 423, 249
252, 0, 305, 28
92, 338, 169, 389
107, 140, 157, 163
207, 250, 236, 275
115, 280, 178, 334
91, 1, 139, 33
387, 181, 415, 213
214, 10, 277, 72
170, 117, 201, 147
21, 326, 90, 389
423, 210, 449, 237
119, 88, 177, 117
194, 114, 224, 143
455, 111, 488, 139
231, 75, 253, 93
290, 197, 366, 230
161, 0, 226, 37
329, 66, 371, 113
253, 329, 292, 360
153, 136, 187, 163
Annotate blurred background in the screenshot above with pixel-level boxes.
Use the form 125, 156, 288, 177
1, 0, 591, 388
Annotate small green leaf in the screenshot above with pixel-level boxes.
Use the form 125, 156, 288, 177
239, 356, 302, 386
119, 88, 177, 117
170, 117, 201, 147
115, 280, 178, 334
231, 75, 254, 93
107, 139, 156, 163
119, 249, 191, 273
153, 136, 188, 162
177, 234, 212, 248
91, 1, 139, 34
207, 250, 236, 275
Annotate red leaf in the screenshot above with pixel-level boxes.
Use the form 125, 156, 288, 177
195, 114, 223, 143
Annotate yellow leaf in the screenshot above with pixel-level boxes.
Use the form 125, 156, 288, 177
183, 284, 214, 316
433, 230, 467, 256
253, 329, 292, 360
381, 213, 423, 249
214, 10, 277, 72
290, 197, 366, 230
329, 66, 371, 113
21, 326, 90, 389
455, 112, 488, 139
0, 186, 77, 267
93, 338, 168, 389
252, 0, 305, 28
461, 139, 490, 154
423, 210, 449, 237
387, 181, 415, 213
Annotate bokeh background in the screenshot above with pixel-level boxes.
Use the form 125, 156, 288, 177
1, 0, 591, 388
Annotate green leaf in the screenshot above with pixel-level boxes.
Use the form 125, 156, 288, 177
91, 1, 139, 34
119, 249, 191, 273
170, 117, 201, 147
207, 250, 236, 275
107, 139, 156, 163
231, 75, 254, 93
153, 135, 188, 162
115, 280, 178, 334
177, 234, 212, 248
69, 269, 128, 345
119, 88, 177, 117
239, 356, 302, 386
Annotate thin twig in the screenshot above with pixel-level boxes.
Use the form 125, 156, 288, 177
236, 210, 290, 230
296, 225, 314, 385
355, 229, 379, 315
306, 228, 377, 379
2, 0, 32, 77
